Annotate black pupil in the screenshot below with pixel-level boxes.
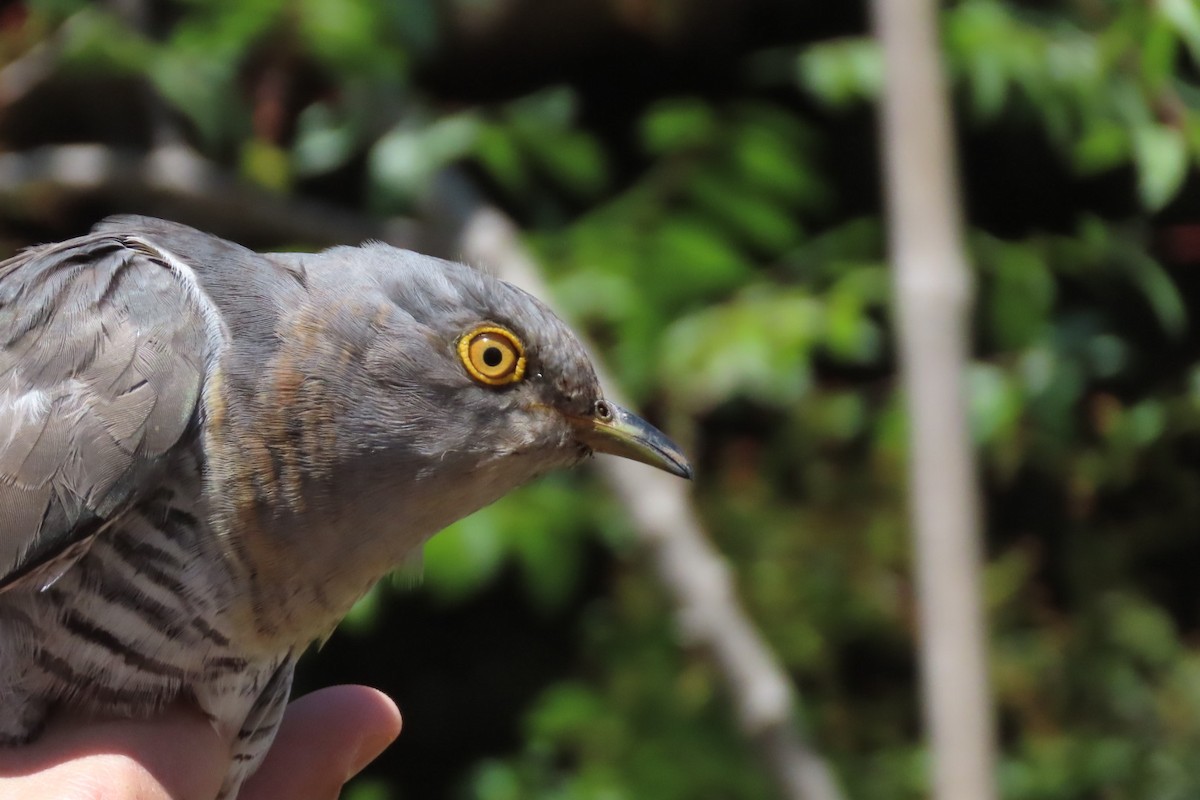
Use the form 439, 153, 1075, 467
482, 346, 504, 368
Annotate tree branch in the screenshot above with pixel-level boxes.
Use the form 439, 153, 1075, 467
0, 15, 72, 108
0, 144, 415, 248
871, 1, 997, 799
423, 170, 845, 800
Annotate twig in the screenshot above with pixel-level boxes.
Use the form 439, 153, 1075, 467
0, 20, 68, 108
871, 2, 997, 799
423, 170, 845, 800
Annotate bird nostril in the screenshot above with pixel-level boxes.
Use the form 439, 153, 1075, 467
594, 400, 612, 421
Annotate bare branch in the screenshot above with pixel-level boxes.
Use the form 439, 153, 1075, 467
0, 143, 416, 248
871, 1, 997, 799
424, 170, 846, 800
0, 24, 68, 108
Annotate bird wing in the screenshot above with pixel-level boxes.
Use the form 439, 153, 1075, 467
0, 230, 226, 591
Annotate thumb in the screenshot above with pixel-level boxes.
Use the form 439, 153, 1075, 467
239, 686, 402, 800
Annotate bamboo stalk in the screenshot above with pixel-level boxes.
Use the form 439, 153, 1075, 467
871, 1, 998, 798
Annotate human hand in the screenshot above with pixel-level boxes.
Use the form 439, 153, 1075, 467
0, 685, 402, 800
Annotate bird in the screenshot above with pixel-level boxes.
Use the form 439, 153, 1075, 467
0, 215, 691, 797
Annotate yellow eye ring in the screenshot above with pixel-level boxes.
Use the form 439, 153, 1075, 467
458, 325, 526, 386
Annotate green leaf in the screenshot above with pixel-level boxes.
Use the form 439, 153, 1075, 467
471, 762, 523, 800
527, 683, 610, 741
660, 289, 822, 411
1106, 593, 1180, 668
1160, 0, 1200, 64
1072, 123, 1130, 174
824, 273, 884, 364
967, 364, 1021, 445
685, 170, 801, 253
796, 37, 882, 108
1132, 124, 1188, 210
1086, 334, 1128, 379
370, 114, 481, 202
965, 49, 1010, 120
641, 98, 717, 154
978, 237, 1055, 349
1140, 17, 1179, 92
422, 515, 505, 600
292, 102, 359, 177
239, 138, 291, 191
473, 123, 529, 194
339, 579, 386, 634
522, 128, 608, 198
731, 115, 823, 206
1118, 247, 1188, 337
296, 0, 407, 75
150, 49, 241, 144
651, 218, 752, 302
507, 86, 579, 129
341, 778, 393, 800
58, 8, 155, 73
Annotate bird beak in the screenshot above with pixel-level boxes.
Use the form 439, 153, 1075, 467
573, 401, 693, 480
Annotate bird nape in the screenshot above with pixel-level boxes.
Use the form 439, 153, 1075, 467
0, 215, 691, 797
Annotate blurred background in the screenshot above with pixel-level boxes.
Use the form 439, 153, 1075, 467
3, 0, 1200, 798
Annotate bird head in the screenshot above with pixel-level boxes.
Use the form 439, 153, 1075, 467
271, 244, 690, 548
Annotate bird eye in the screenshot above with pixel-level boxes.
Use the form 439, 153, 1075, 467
458, 325, 526, 386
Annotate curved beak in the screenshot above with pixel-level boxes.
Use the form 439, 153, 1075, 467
572, 402, 693, 480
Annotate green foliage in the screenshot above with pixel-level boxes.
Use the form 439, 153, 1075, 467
422, 473, 627, 611
797, 38, 883, 109
368, 87, 608, 212
798, 0, 1200, 210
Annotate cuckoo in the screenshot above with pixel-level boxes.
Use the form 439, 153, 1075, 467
0, 216, 691, 796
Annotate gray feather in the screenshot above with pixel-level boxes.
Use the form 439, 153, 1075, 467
0, 230, 223, 589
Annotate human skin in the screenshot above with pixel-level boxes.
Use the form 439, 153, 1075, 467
0, 685, 402, 800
